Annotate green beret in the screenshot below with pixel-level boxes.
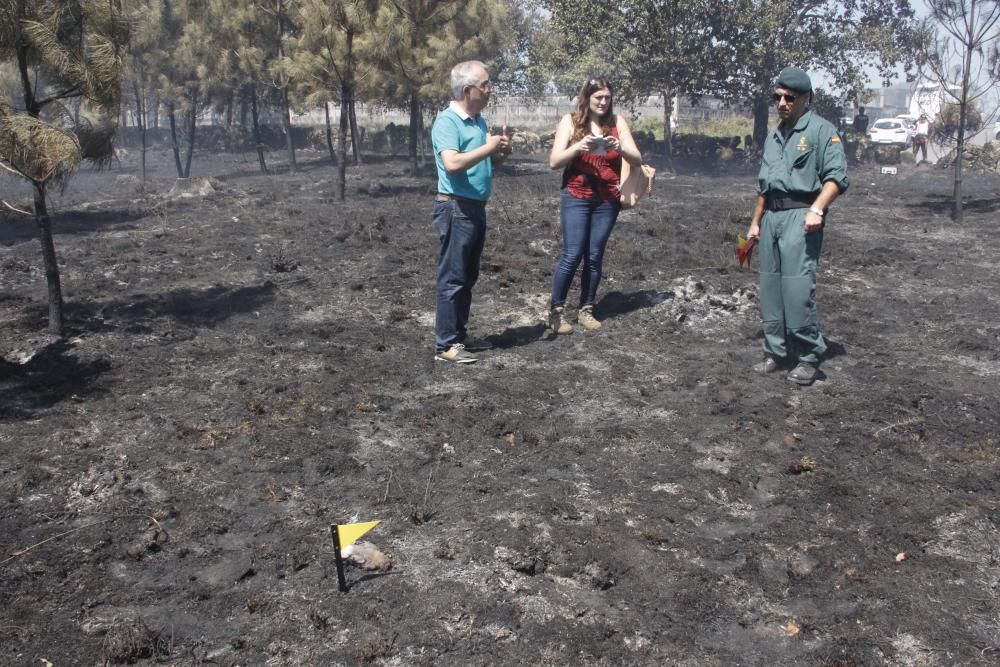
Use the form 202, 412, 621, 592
775, 67, 812, 93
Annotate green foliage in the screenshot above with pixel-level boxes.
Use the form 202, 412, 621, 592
367, 0, 508, 108
0, 0, 128, 184
809, 88, 842, 127
283, 0, 380, 109
539, 0, 725, 105
494, 0, 549, 97
718, 1, 919, 146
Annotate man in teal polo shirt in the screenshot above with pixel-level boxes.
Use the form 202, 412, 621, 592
432, 60, 511, 363
746, 67, 849, 385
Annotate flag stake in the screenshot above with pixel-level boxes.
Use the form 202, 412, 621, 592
330, 525, 349, 593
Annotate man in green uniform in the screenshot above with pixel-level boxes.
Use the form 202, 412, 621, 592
746, 67, 849, 385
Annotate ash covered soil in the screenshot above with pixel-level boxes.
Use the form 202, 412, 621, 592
1, 146, 999, 666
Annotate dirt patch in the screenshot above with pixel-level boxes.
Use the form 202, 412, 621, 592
2, 147, 999, 664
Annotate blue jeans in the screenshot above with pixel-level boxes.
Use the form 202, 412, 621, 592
433, 200, 486, 352
551, 191, 620, 308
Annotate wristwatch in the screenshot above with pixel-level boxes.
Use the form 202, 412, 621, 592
808, 206, 825, 217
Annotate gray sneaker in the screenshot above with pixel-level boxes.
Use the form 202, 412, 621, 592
787, 363, 818, 385
753, 356, 780, 374
435, 344, 477, 364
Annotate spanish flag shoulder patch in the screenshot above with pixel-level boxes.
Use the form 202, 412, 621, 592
831, 136, 841, 143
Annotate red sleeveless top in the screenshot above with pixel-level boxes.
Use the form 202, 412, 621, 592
564, 126, 622, 202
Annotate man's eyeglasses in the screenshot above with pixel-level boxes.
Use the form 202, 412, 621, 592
468, 79, 492, 92
773, 92, 798, 104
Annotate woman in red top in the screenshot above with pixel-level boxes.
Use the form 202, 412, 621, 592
548, 76, 643, 333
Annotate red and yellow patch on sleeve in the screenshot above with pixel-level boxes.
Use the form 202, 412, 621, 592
831, 136, 841, 143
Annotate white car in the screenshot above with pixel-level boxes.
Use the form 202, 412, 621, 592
869, 118, 911, 147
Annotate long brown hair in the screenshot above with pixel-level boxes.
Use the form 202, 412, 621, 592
571, 76, 615, 142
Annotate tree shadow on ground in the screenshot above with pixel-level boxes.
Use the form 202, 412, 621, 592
64, 281, 280, 332
0, 207, 148, 246
216, 154, 433, 181
486, 324, 548, 349
596, 289, 674, 319
906, 195, 1000, 215
0, 340, 111, 421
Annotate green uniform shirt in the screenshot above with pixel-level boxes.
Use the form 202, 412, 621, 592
757, 110, 849, 197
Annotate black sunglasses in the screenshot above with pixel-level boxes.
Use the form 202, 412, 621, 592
773, 92, 798, 103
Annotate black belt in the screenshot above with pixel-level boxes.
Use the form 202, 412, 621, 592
767, 193, 816, 211
436, 193, 487, 207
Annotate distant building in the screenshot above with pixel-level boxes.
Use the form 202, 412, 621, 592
859, 86, 911, 120
909, 82, 961, 118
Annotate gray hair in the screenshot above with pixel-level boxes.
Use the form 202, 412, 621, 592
451, 61, 487, 99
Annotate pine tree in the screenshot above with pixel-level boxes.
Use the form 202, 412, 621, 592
919, 0, 1000, 222
147, 0, 219, 179
0, 0, 128, 336
265, 0, 297, 171
212, 0, 298, 173
369, 0, 507, 173
122, 0, 168, 185
285, 0, 379, 199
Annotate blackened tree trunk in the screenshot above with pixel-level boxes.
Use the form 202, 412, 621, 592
32, 184, 64, 336
408, 92, 420, 174
151, 93, 160, 129
324, 102, 337, 163
660, 87, 674, 172
133, 81, 147, 185
276, 1, 297, 172
344, 28, 360, 166
280, 87, 297, 172
18, 39, 63, 335
349, 99, 363, 165
951, 27, 977, 224
183, 88, 198, 178
239, 93, 248, 128
752, 94, 770, 153
249, 81, 268, 174
338, 85, 349, 201
168, 101, 184, 177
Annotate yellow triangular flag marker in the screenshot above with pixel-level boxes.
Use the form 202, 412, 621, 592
331, 521, 381, 592
337, 521, 380, 549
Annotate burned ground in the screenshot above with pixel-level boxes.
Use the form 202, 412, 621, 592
1, 147, 999, 666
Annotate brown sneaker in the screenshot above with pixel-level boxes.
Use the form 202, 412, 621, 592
434, 344, 477, 364
549, 306, 573, 334
577, 306, 602, 331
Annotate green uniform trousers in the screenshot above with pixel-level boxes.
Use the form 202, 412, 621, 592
758, 209, 826, 365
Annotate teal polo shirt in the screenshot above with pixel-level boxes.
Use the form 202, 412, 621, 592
432, 102, 492, 201
758, 110, 849, 196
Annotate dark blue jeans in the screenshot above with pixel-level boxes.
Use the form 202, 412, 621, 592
433, 199, 486, 352
551, 191, 621, 308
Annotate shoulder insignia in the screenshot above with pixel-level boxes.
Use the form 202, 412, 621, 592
831, 136, 841, 143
